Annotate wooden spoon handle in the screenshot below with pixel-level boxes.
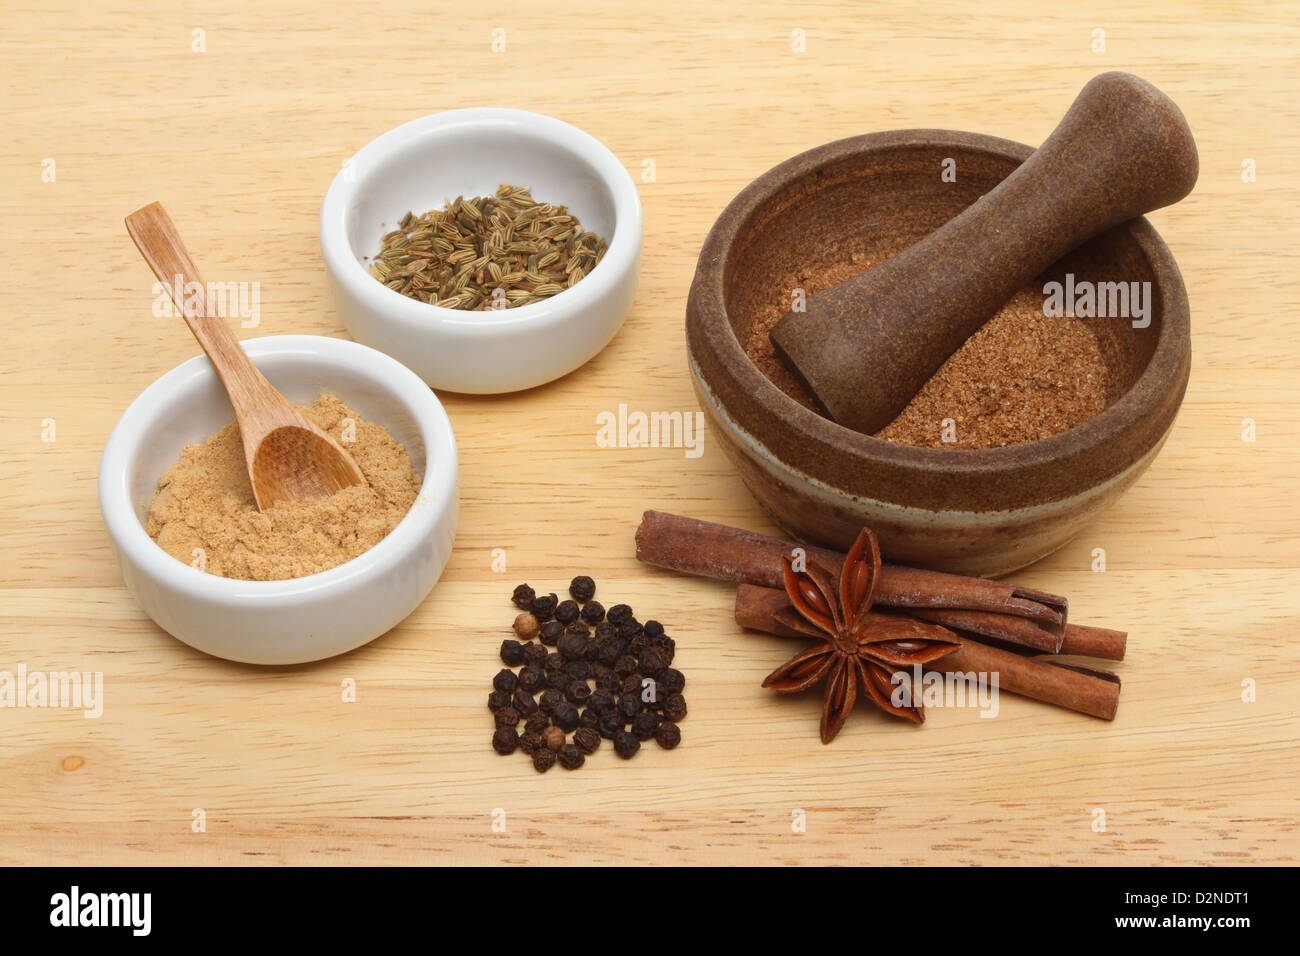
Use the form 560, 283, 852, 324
770, 72, 1199, 434
125, 202, 281, 418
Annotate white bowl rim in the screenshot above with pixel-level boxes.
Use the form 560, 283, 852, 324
320, 107, 642, 336
98, 334, 458, 602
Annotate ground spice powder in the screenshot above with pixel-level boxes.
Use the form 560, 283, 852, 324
877, 288, 1113, 447
745, 256, 1114, 448
146, 393, 420, 581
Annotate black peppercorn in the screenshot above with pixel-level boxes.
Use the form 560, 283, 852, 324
655, 721, 681, 750
492, 726, 519, 754
530, 592, 558, 621
532, 748, 556, 773
617, 692, 642, 721
553, 701, 580, 731
620, 674, 644, 696
511, 583, 536, 610
543, 725, 566, 753
573, 726, 601, 755
648, 633, 675, 663
491, 587, 702, 775
637, 647, 668, 676
525, 713, 549, 736
518, 665, 545, 693
564, 660, 592, 681
539, 621, 565, 646
569, 575, 596, 603
558, 632, 588, 660
558, 744, 585, 770
662, 693, 688, 722
613, 731, 640, 759
597, 713, 623, 739
595, 671, 621, 695
512, 688, 538, 717
658, 668, 686, 694
631, 711, 660, 740
565, 681, 592, 706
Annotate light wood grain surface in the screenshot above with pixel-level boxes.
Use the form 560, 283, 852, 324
2, 1, 1297, 865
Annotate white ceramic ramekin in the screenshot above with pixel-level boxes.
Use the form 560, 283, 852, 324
320, 108, 643, 393
98, 335, 458, 665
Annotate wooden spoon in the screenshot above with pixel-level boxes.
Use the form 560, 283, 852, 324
769, 71, 1199, 434
125, 202, 365, 510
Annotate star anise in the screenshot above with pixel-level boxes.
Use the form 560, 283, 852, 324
762, 527, 961, 742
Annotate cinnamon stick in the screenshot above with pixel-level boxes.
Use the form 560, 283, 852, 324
732, 585, 1124, 661
942, 642, 1121, 720
735, 584, 824, 639
900, 612, 1126, 659
637, 510, 1068, 632
734, 584, 1119, 720
1056, 624, 1127, 661
908, 608, 1064, 654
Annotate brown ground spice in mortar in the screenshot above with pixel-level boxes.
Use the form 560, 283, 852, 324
146, 393, 421, 580
744, 259, 1114, 448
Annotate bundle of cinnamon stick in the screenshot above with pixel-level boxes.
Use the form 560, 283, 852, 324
635, 511, 1124, 720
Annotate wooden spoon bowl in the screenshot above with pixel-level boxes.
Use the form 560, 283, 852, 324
252, 426, 366, 505
686, 130, 1191, 575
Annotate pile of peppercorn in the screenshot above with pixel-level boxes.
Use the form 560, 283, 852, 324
490, 576, 687, 773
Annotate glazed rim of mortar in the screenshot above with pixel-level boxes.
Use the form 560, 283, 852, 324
685, 128, 1191, 512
